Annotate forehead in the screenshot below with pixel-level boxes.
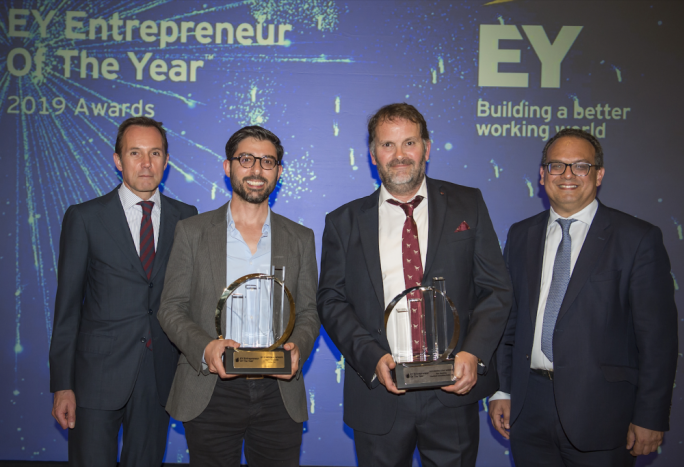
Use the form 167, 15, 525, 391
547, 136, 596, 163
234, 137, 277, 156
121, 125, 163, 148
546, 136, 596, 164
375, 118, 422, 140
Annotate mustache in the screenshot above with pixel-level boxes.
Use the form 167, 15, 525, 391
387, 158, 416, 168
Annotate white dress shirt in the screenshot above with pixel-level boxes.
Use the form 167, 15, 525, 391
378, 177, 429, 363
118, 183, 161, 254
490, 199, 598, 402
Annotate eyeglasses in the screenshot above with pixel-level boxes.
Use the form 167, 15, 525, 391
232, 154, 279, 170
543, 162, 599, 177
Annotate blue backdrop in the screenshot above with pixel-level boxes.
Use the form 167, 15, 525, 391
1, 1, 682, 465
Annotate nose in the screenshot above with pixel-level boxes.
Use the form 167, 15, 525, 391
141, 152, 152, 167
560, 165, 575, 178
251, 161, 262, 175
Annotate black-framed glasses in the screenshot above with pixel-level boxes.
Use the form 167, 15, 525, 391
233, 154, 279, 170
543, 162, 599, 177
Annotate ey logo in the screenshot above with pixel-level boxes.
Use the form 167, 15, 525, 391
478, 25, 582, 88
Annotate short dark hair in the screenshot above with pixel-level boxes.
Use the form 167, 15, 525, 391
224, 126, 284, 162
542, 128, 604, 167
114, 117, 168, 155
367, 103, 430, 154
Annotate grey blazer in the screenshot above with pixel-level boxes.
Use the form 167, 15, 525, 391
158, 202, 320, 422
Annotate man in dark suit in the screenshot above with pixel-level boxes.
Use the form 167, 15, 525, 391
317, 103, 512, 466
489, 128, 678, 466
157, 126, 320, 466
49, 117, 198, 466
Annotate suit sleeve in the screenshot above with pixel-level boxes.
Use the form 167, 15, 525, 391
460, 190, 513, 370
287, 229, 321, 379
629, 225, 678, 431
317, 214, 388, 389
49, 206, 89, 393
495, 228, 517, 393
158, 221, 214, 374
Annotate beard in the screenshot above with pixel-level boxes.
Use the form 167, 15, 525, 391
376, 152, 427, 197
231, 174, 277, 204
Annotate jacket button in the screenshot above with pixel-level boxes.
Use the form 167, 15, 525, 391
526, 355, 529, 359
141, 337, 147, 343
148, 309, 153, 314
149, 282, 153, 288
377, 328, 382, 334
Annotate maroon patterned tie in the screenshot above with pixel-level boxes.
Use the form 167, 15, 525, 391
138, 201, 156, 279
138, 201, 155, 351
387, 196, 425, 360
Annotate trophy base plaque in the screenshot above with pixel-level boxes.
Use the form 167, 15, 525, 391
223, 347, 292, 375
392, 360, 455, 390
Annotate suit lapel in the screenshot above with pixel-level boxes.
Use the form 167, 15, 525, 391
270, 213, 288, 272
358, 192, 385, 309
556, 203, 611, 324
208, 203, 229, 297
151, 195, 180, 280
527, 212, 548, 324
423, 178, 447, 280
96, 188, 148, 281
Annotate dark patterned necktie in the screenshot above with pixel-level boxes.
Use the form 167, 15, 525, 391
138, 201, 155, 351
387, 196, 425, 360
138, 201, 156, 279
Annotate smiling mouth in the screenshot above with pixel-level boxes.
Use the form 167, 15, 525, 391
558, 184, 578, 189
245, 179, 265, 188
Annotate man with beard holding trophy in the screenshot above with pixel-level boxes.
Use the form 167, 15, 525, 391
158, 126, 320, 466
317, 103, 512, 466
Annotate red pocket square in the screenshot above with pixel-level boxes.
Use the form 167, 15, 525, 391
455, 221, 470, 232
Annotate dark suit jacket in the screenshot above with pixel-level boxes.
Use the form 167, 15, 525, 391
317, 177, 512, 435
157, 203, 320, 423
49, 187, 197, 410
496, 201, 678, 451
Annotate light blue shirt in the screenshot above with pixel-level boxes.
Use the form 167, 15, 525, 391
224, 202, 273, 346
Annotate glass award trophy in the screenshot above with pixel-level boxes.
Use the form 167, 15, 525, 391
214, 267, 295, 375
383, 277, 460, 390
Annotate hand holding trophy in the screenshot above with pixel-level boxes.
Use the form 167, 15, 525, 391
214, 266, 296, 377
384, 277, 460, 390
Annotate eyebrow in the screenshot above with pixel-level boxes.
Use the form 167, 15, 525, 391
237, 152, 276, 158
546, 159, 591, 163
128, 146, 163, 151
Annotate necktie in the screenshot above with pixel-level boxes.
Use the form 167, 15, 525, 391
387, 196, 425, 360
138, 201, 156, 279
138, 201, 155, 351
541, 218, 577, 362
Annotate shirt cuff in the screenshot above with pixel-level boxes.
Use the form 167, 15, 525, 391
489, 391, 511, 401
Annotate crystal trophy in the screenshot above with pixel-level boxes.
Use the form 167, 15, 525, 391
383, 277, 460, 389
214, 267, 295, 375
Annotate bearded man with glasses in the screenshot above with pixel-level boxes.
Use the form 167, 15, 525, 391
489, 128, 678, 467
157, 126, 320, 466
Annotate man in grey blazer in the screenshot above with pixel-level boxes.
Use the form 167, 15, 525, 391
158, 126, 320, 466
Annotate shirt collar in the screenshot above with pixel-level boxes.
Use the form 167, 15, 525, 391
379, 176, 428, 207
118, 183, 161, 210
227, 200, 271, 236
549, 198, 598, 227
